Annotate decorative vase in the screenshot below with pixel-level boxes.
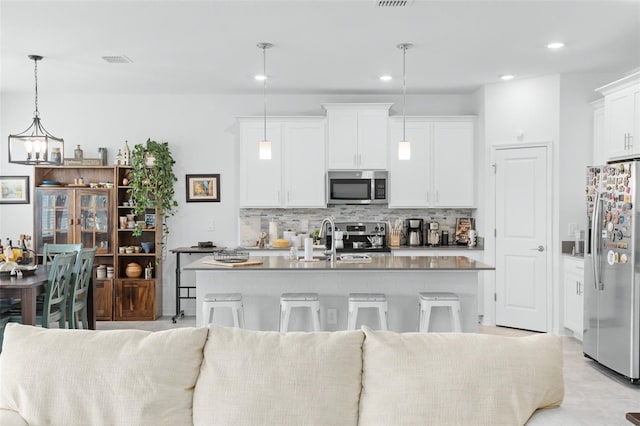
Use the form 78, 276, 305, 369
141, 242, 155, 253
125, 262, 142, 278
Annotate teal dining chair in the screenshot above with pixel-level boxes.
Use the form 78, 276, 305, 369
67, 248, 96, 329
9, 252, 76, 328
42, 243, 82, 266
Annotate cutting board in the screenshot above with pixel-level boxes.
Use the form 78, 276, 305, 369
203, 259, 263, 268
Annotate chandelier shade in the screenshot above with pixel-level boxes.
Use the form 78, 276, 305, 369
8, 55, 64, 165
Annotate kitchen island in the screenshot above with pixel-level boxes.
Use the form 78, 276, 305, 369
185, 255, 494, 332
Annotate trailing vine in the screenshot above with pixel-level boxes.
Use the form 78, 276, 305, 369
129, 139, 178, 246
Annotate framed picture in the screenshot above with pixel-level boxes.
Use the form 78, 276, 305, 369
0, 176, 30, 204
145, 213, 156, 229
186, 174, 220, 202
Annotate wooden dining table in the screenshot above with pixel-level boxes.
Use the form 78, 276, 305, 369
0, 267, 96, 329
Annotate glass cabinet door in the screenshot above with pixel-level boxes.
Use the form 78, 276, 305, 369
77, 190, 111, 254
35, 189, 71, 254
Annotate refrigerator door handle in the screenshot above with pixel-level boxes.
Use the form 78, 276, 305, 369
591, 191, 601, 290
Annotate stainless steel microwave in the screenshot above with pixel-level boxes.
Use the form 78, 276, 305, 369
327, 171, 388, 205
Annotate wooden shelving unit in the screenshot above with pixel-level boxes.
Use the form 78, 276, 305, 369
33, 165, 162, 321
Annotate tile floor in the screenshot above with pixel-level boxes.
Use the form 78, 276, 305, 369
97, 318, 640, 425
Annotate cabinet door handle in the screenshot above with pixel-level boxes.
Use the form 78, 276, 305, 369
629, 134, 633, 149
624, 133, 629, 149
576, 280, 579, 295
287, 191, 290, 202
426, 192, 430, 203
69, 218, 74, 226
354, 154, 357, 167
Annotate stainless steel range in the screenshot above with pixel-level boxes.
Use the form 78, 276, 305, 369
325, 221, 390, 254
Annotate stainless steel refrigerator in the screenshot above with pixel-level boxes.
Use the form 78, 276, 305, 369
585, 162, 640, 383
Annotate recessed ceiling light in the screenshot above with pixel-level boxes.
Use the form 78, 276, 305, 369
380, 75, 393, 82
500, 74, 515, 81
547, 42, 565, 50
254, 75, 267, 81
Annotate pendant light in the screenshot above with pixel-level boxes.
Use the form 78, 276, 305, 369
8, 55, 64, 165
397, 43, 413, 161
257, 42, 273, 160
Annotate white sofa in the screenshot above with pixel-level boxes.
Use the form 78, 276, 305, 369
0, 323, 563, 426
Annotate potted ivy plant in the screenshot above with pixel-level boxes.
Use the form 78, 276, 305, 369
129, 139, 178, 244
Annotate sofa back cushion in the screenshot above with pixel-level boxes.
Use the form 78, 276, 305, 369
193, 327, 364, 426
0, 323, 208, 426
359, 328, 564, 426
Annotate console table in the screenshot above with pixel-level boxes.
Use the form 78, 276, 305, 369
169, 246, 223, 323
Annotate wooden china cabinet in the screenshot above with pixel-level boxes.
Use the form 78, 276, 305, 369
34, 165, 162, 321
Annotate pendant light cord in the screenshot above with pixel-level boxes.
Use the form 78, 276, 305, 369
34, 58, 39, 117
263, 45, 267, 141
402, 45, 406, 141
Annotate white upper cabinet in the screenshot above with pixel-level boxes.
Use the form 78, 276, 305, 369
239, 121, 282, 207
323, 103, 392, 170
388, 120, 431, 207
596, 72, 640, 160
388, 117, 475, 208
432, 121, 475, 207
283, 120, 326, 207
239, 118, 326, 208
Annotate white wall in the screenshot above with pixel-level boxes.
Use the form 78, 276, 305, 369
558, 73, 620, 241
0, 91, 475, 315
481, 74, 561, 331
480, 72, 619, 332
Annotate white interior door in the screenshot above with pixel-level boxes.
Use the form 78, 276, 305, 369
495, 146, 549, 332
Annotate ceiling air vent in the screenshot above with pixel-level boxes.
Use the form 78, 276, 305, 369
376, 0, 412, 7
101, 55, 132, 64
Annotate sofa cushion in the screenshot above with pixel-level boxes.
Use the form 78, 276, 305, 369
359, 327, 564, 426
0, 408, 27, 426
0, 323, 208, 426
193, 327, 364, 426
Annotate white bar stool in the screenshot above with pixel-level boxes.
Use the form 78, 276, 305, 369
347, 293, 388, 331
201, 293, 245, 328
419, 292, 462, 332
279, 293, 321, 332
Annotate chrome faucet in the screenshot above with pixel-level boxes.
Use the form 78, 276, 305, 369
319, 216, 337, 264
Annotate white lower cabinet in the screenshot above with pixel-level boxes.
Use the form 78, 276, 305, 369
563, 256, 584, 340
389, 117, 475, 208
239, 118, 326, 208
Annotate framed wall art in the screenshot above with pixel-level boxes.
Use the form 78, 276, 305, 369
186, 174, 220, 202
0, 176, 30, 204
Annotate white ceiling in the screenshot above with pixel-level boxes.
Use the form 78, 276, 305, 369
1, 0, 639, 95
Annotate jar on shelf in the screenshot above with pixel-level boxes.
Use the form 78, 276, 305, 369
125, 262, 142, 278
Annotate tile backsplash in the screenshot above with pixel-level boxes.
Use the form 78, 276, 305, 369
239, 206, 475, 246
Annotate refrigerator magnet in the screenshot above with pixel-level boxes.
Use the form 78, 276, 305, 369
620, 254, 628, 264
607, 250, 616, 265
607, 222, 614, 232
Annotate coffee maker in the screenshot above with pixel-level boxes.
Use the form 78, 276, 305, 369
406, 219, 423, 246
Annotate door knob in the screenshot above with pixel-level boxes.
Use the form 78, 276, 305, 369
530, 245, 545, 252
